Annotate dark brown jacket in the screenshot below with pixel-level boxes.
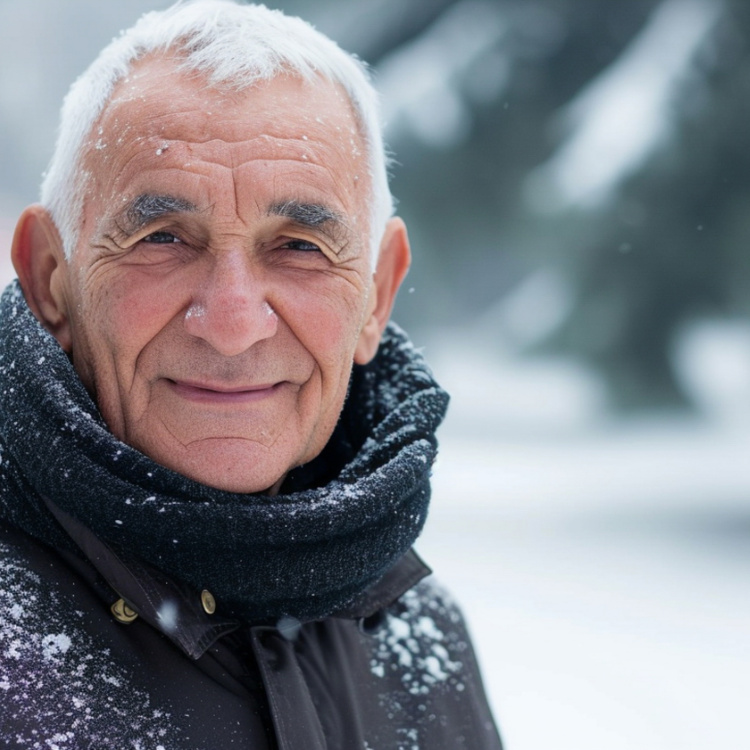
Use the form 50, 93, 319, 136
0, 520, 502, 749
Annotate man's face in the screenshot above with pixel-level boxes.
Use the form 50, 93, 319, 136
59, 58, 377, 493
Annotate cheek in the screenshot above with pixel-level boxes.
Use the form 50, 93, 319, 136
77, 268, 188, 372
276, 278, 367, 375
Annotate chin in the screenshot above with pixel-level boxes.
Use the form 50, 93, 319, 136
154, 439, 294, 495
188, 469, 283, 495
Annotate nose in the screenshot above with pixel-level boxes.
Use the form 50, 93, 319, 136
184, 250, 278, 356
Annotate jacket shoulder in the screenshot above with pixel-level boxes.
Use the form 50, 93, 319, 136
374, 574, 485, 689
364, 574, 503, 748
400, 574, 472, 631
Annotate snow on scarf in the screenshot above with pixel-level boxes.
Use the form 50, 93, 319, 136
0, 280, 448, 624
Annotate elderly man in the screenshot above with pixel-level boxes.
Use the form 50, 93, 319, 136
0, 1, 501, 747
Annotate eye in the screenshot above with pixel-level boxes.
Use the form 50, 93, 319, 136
142, 231, 182, 244
283, 239, 321, 252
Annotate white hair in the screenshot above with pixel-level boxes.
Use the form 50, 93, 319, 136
40, 0, 394, 268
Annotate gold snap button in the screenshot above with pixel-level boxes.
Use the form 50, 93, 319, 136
111, 598, 138, 624
201, 589, 216, 615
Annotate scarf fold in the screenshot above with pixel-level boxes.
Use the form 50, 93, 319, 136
0, 281, 448, 624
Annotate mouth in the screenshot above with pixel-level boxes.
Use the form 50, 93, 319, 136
167, 378, 283, 405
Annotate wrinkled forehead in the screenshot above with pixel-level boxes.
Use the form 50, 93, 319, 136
83, 53, 368, 177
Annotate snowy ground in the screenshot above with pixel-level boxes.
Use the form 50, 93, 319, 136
417, 342, 750, 750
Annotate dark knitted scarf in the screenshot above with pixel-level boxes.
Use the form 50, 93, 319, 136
0, 281, 448, 624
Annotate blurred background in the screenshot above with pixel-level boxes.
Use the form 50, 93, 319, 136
1, 0, 749, 747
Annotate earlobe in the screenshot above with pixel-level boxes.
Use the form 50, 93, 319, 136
354, 217, 411, 365
11, 205, 73, 351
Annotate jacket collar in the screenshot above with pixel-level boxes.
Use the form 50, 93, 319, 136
45, 497, 238, 659
44, 496, 432, 660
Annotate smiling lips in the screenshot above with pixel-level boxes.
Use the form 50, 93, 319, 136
169, 379, 283, 404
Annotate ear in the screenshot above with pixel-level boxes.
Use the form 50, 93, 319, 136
11, 205, 73, 351
354, 217, 411, 365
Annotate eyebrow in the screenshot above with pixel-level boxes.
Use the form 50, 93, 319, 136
268, 200, 349, 246
115, 194, 350, 247
121, 193, 197, 233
